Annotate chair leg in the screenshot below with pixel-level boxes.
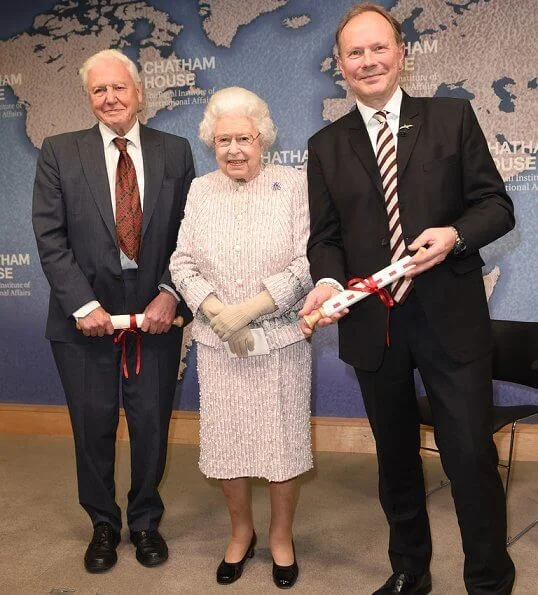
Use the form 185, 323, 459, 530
426, 478, 451, 497
507, 519, 538, 546
502, 419, 538, 546
504, 420, 517, 499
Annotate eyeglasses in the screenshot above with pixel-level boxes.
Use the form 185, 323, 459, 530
214, 132, 261, 148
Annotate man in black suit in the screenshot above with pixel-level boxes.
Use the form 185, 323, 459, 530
32, 49, 194, 572
300, 4, 515, 594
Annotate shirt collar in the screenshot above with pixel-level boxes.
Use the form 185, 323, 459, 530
355, 86, 403, 126
99, 119, 140, 149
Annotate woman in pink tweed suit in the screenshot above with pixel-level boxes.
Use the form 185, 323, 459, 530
170, 87, 313, 589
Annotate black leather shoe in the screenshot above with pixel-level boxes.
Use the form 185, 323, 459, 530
130, 529, 168, 567
84, 522, 121, 573
216, 532, 257, 584
272, 541, 299, 589
373, 571, 432, 594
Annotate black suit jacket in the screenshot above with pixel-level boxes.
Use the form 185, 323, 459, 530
33, 123, 194, 342
307, 93, 515, 370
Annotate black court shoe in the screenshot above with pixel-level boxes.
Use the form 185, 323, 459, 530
216, 531, 257, 585
272, 541, 299, 589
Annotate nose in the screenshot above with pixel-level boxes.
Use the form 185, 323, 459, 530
362, 49, 376, 68
228, 137, 241, 153
105, 86, 117, 103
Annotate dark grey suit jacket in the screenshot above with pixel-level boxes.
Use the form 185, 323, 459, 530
33, 123, 194, 342
307, 93, 515, 370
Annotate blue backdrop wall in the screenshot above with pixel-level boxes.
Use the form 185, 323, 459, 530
1, 0, 536, 416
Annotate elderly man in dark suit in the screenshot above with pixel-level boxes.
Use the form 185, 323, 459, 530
32, 49, 194, 572
300, 4, 515, 594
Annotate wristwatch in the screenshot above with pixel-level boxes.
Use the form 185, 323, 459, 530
450, 226, 467, 256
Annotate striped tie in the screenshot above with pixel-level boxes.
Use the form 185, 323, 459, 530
373, 111, 412, 303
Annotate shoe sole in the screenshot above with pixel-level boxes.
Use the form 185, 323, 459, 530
84, 559, 117, 573
135, 552, 169, 567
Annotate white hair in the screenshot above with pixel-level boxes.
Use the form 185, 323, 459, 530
199, 87, 277, 150
79, 49, 141, 91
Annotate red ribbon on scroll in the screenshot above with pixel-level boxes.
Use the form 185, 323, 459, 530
346, 276, 395, 345
113, 313, 142, 378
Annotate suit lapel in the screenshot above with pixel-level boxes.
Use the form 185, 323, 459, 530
140, 124, 164, 239
346, 109, 385, 200
78, 125, 117, 243
397, 92, 422, 181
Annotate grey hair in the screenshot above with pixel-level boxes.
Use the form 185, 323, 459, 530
199, 87, 277, 150
79, 49, 141, 91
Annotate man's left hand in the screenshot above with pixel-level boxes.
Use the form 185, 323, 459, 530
141, 290, 178, 334
406, 227, 457, 278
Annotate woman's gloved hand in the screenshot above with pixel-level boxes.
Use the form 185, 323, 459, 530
210, 291, 276, 341
226, 327, 255, 357
200, 294, 224, 320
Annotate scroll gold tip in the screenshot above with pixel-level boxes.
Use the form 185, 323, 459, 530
302, 307, 326, 330
172, 316, 184, 328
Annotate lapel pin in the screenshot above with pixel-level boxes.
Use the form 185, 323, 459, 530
272, 182, 281, 191
397, 124, 413, 138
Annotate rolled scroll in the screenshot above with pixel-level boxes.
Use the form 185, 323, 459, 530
76, 313, 184, 330
302, 255, 417, 330
110, 314, 184, 329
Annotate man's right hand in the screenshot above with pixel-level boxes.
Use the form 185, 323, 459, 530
298, 284, 348, 338
77, 306, 114, 337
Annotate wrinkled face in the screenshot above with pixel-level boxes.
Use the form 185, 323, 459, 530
86, 57, 142, 136
214, 115, 262, 182
337, 11, 404, 110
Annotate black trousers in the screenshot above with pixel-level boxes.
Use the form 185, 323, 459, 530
51, 271, 182, 533
354, 291, 515, 595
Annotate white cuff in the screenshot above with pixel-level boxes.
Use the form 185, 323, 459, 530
316, 278, 345, 292
73, 300, 100, 320
158, 283, 180, 302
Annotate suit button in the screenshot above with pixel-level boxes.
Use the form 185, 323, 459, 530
236, 279, 243, 286
381, 238, 389, 246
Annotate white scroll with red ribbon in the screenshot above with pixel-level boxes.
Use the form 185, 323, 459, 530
75, 314, 185, 378
110, 314, 184, 329
302, 254, 418, 333
110, 314, 184, 378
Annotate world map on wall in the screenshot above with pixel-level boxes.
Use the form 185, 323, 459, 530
0, 0, 536, 411
1, 0, 537, 181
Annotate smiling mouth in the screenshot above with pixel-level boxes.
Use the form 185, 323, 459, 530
228, 160, 246, 166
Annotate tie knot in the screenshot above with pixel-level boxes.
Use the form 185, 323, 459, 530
113, 137, 128, 152
373, 111, 387, 124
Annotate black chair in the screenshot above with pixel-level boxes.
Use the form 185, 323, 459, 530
417, 319, 538, 545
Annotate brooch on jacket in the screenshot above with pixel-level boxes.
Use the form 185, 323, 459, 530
272, 182, 281, 191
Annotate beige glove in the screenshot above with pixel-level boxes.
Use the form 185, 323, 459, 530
210, 290, 276, 341
227, 327, 255, 357
200, 294, 224, 320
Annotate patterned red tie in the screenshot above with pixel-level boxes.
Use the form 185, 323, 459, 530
373, 111, 412, 303
113, 137, 142, 262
